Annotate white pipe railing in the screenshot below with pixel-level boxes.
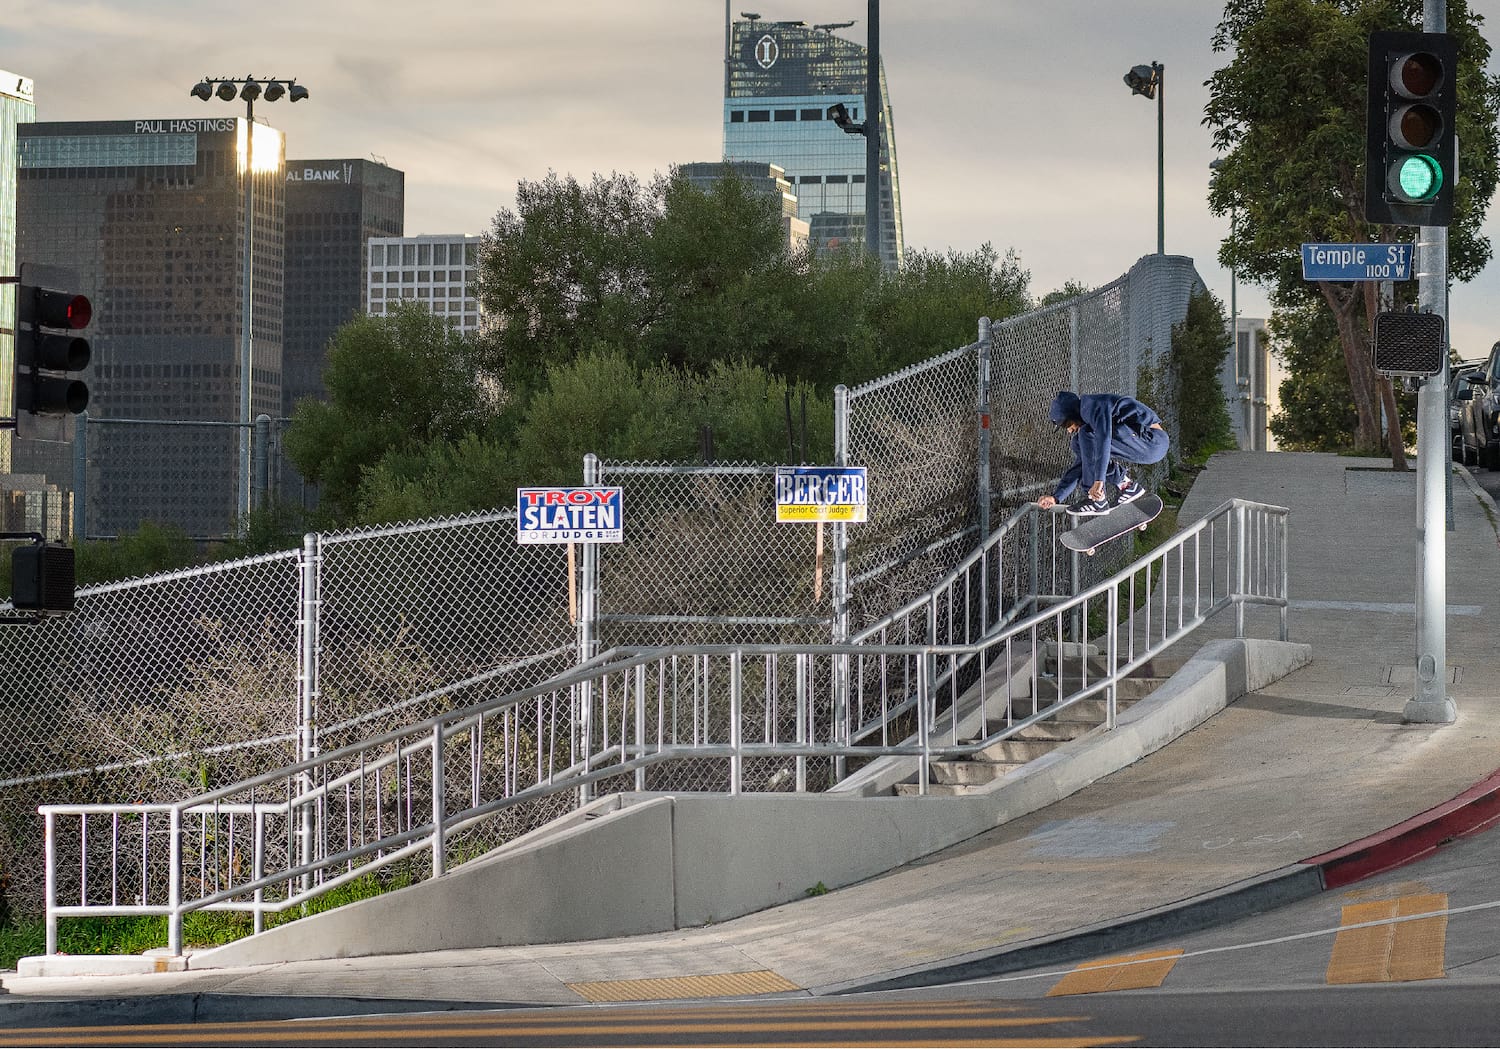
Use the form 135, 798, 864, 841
39, 498, 1287, 956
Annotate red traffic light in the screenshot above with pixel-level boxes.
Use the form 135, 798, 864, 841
34, 291, 91, 330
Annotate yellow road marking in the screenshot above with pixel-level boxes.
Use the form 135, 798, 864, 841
1046, 948, 1184, 997
1326, 891, 1448, 984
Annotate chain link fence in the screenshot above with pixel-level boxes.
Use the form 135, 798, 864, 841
3, 253, 1206, 919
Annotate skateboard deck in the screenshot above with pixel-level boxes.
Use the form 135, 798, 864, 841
1059, 493, 1163, 556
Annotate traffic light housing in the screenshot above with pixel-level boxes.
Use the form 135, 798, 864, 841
1366, 30, 1458, 227
14, 276, 90, 432
10, 539, 76, 616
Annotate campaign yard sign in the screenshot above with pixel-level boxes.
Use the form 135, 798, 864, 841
775, 466, 868, 523
517, 487, 623, 544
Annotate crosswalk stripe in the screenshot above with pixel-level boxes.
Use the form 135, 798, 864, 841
1045, 948, 1184, 996
1326, 892, 1448, 984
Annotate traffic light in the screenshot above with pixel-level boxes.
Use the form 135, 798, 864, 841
10, 538, 75, 616
14, 275, 90, 432
1366, 30, 1458, 227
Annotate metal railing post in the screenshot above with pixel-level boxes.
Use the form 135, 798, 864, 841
44, 811, 57, 955
1235, 503, 1247, 638
252, 809, 265, 936
1106, 586, 1119, 730
730, 652, 743, 795
1279, 511, 1290, 642
634, 663, 646, 792
167, 807, 183, 957
431, 725, 446, 878
918, 652, 934, 795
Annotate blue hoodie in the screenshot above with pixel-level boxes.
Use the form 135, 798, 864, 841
1050, 392, 1164, 501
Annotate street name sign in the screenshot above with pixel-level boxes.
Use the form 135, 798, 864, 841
516, 486, 623, 544
1301, 242, 1411, 281
775, 466, 867, 523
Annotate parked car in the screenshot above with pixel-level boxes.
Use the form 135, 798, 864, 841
1458, 343, 1500, 468
1451, 362, 1483, 462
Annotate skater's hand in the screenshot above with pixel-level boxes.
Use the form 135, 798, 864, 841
1037, 495, 1057, 510
1088, 481, 1106, 502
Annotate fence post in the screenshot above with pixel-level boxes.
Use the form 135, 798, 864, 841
977, 318, 992, 540
296, 532, 322, 882
1236, 502, 1248, 638
72, 412, 87, 542
831, 387, 851, 780
578, 454, 601, 804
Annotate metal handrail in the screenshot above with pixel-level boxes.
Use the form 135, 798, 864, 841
39, 498, 1288, 955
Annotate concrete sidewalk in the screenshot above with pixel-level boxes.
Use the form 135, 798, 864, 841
6, 451, 1500, 1024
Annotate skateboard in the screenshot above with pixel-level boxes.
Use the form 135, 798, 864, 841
1059, 493, 1163, 556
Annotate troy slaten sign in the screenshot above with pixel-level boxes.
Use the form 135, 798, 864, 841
516, 487, 624, 544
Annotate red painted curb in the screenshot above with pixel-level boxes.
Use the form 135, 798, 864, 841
1302, 768, 1500, 889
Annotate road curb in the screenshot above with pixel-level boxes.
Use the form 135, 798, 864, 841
0, 993, 530, 1029
1303, 767, 1500, 889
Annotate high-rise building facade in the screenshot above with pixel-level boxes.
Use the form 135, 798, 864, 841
366, 234, 483, 334
283, 158, 404, 417
723, 17, 904, 270
677, 160, 810, 253
0, 69, 36, 469
15, 117, 285, 538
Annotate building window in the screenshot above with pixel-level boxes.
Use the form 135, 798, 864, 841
827, 175, 847, 184
800, 109, 823, 120
730, 111, 744, 123
748, 110, 770, 122
774, 109, 796, 121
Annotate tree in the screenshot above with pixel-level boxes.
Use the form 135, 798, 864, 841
1205, 0, 1500, 462
282, 303, 499, 523
1170, 290, 1239, 463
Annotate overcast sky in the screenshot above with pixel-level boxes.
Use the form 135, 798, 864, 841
4, 0, 1499, 361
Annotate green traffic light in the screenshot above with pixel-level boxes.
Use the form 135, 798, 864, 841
1391, 153, 1442, 202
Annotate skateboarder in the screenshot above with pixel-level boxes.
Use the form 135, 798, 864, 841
1036, 391, 1169, 517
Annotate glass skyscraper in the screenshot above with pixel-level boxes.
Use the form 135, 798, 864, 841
723, 17, 904, 270
15, 117, 285, 538
0, 70, 36, 451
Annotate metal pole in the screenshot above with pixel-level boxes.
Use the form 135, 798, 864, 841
977, 318, 992, 539
253, 413, 270, 511
238, 103, 255, 525
296, 532, 322, 878
1156, 63, 1165, 255
831, 385, 851, 779
865, 0, 881, 265
72, 411, 86, 542
1404, 0, 1454, 724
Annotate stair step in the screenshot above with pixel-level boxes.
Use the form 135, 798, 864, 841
893, 780, 985, 797
929, 759, 1024, 786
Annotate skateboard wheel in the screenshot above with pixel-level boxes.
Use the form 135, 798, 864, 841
1138, 522, 1148, 532
1085, 547, 1096, 556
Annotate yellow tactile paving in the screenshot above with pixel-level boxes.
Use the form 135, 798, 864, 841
1326, 892, 1448, 984
565, 968, 801, 1002
1045, 948, 1184, 996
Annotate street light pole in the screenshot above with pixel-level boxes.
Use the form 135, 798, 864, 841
864, 0, 881, 265
189, 76, 307, 526
1125, 61, 1165, 254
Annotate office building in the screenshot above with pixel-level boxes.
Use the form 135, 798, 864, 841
366, 234, 483, 334
677, 160, 810, 253
1222, 317, 1271, 451
0, 69, 36, 475
283, 159, 403, 508
15, 117, 285, 538
283, 158, 403, 417
723, 17, 904, 270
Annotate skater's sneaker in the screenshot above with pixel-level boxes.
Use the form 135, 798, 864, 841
1067, 496, 1112, 517
1116, 479, 1145, 505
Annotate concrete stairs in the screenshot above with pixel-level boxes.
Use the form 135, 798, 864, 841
893, 650, 1179, 796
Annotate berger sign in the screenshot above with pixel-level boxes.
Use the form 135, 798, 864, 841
775, 467, 867, 523
517, 487, 623, 544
